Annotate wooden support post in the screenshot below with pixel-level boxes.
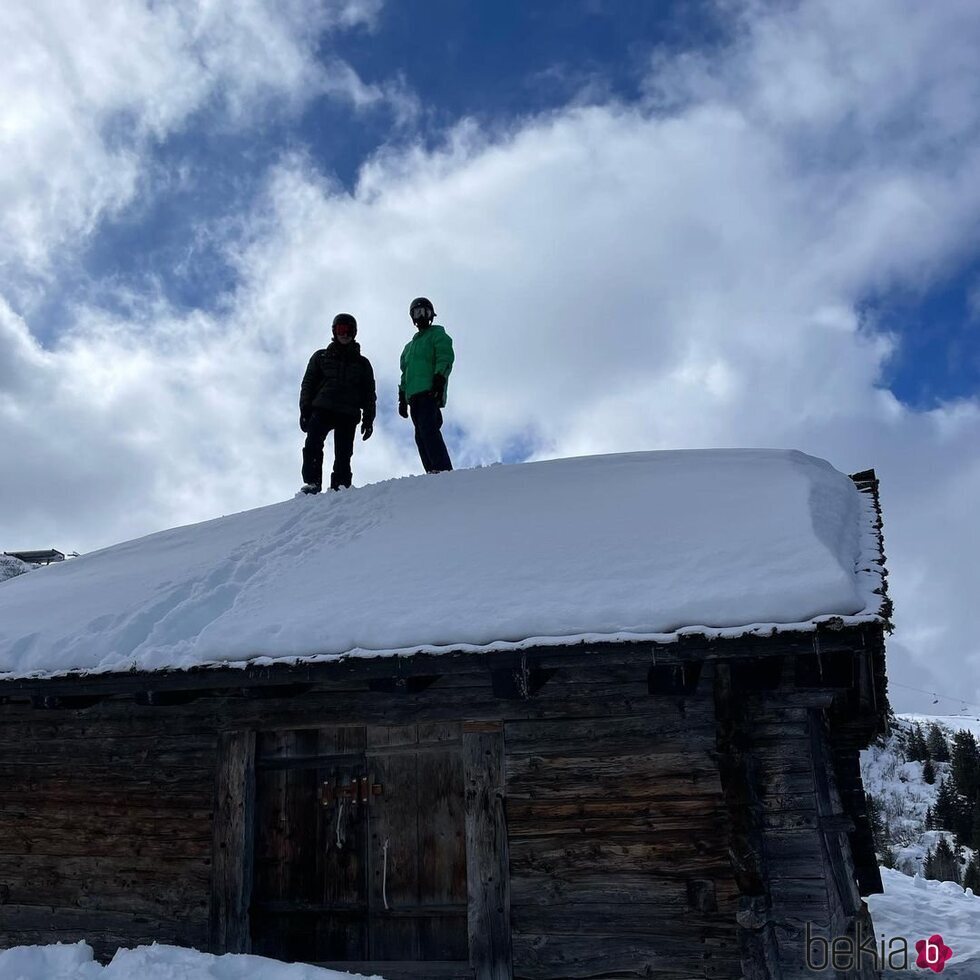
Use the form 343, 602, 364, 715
713, 664, 782, 979
463, 721, 512, 980
209, 729, 256, 954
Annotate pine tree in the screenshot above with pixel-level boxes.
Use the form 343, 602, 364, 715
951, 730, 980, 798
955, 795, 974, 845
925, 838, 961, 884
928, 723, 951, 763
964, 854, 980, 894
907, 723, 930, 762
925, 805, 935, 830
923, 757, 937, 784
933, 779, 958, 831
866, 793, 889, 855
970, 792, 980, 851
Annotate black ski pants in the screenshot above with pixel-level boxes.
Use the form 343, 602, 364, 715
302, 409, 357, 489
409, 393, 453, 473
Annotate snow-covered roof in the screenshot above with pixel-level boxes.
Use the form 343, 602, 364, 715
0, 449, 886, 681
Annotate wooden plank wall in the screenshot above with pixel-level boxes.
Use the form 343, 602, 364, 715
0, 646, 878, 979
0, 706, 216, 959
209, 730, 255, 953
503, 662, 742, 980
732, 689, 880, 979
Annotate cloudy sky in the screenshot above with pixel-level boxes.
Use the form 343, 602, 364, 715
2, 0, 978, 712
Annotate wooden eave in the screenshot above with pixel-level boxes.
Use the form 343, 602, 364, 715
0, 621, 888, 736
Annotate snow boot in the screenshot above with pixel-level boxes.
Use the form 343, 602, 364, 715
299, 483, 322, 495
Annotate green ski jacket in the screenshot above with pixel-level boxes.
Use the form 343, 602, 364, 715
399, 324, 455, 406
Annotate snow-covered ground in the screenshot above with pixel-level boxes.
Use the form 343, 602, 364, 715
6, 880, 980, 979
868, 870, 980, 977
858, 713, 980, 975
0, 448, 884, 679
903, 714, 980, 745
0, 942, 383, 980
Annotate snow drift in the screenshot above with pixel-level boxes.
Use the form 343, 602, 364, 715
0, 941, 382, 979
0, 449, 884, 679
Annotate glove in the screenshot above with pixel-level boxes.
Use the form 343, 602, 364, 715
431, 373, 446, 403
361, 421, 373, 441
398, 390, 408, 418
299, 412, 309, 433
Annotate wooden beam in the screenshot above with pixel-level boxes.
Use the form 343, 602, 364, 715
713, 663, 782, 979
208, 729, 255, 954
0, 624, 880, 700
463, 721, 512, 980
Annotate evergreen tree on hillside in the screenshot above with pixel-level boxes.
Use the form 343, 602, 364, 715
951, 730, 980, 798
928, 723, 951, 763
906, 723, 930, 762
924, 838, 961, 884
933, 779, 958, 831
950, 789, 974, 845
970, 792, 980, 852
925, 805, 935, 830
866, 793, 888, 855
964, 854, 980, 894
923, 757, 937, 784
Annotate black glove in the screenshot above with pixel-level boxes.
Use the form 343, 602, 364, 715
361, 420, 373, 441
299, 412, 309, 433
431, 373, 446, 402
398, 390, 408, 418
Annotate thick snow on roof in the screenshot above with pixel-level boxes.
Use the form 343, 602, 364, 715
0, 449, 885, 680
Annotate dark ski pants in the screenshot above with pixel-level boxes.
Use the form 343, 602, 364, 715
302, 409, 357, 490
409, 393, 453, 473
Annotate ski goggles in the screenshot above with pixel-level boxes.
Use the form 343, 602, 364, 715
333, 321, 355, 336
410, 305, 432, 320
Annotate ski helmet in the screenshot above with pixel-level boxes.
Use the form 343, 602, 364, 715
332, 312, 357, 339
409, 297, 435, 323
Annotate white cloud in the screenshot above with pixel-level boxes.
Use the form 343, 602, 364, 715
0, 0, 388, 288
2, 0, 980, 711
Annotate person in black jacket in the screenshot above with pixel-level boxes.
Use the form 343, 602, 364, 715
298, 313, 376, 494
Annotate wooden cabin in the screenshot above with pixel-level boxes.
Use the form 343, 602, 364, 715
0, 452, 891, 979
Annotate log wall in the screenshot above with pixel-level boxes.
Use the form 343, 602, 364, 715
0, 713, 215, 958
0, 636, 884, 979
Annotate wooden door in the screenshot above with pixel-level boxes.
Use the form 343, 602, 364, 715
250, 723, 469, 975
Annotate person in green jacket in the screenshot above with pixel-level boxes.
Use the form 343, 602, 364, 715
398, 296, 454, 473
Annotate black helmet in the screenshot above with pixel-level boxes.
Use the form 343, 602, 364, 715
332, 312, 357, 339
409, 297, 435, 323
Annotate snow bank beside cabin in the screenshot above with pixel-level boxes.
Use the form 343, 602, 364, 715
0, 449, 884, 679
0, 941, 384, 979
868, 869, 980, 977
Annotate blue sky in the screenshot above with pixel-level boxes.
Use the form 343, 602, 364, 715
2, 0, 980, 712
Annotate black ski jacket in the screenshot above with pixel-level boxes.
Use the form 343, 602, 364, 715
300, 342, 377, 424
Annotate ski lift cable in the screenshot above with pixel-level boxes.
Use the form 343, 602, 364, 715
888, 680, 980, 714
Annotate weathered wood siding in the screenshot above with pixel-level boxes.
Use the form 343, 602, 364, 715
0, 632, 885, 979
0, 710, 216, 959
504, 665, 742, 980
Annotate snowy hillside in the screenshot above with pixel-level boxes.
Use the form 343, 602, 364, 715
0, 449, 884, 679
860, 714, 980, 975
867, 870, 980, 977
